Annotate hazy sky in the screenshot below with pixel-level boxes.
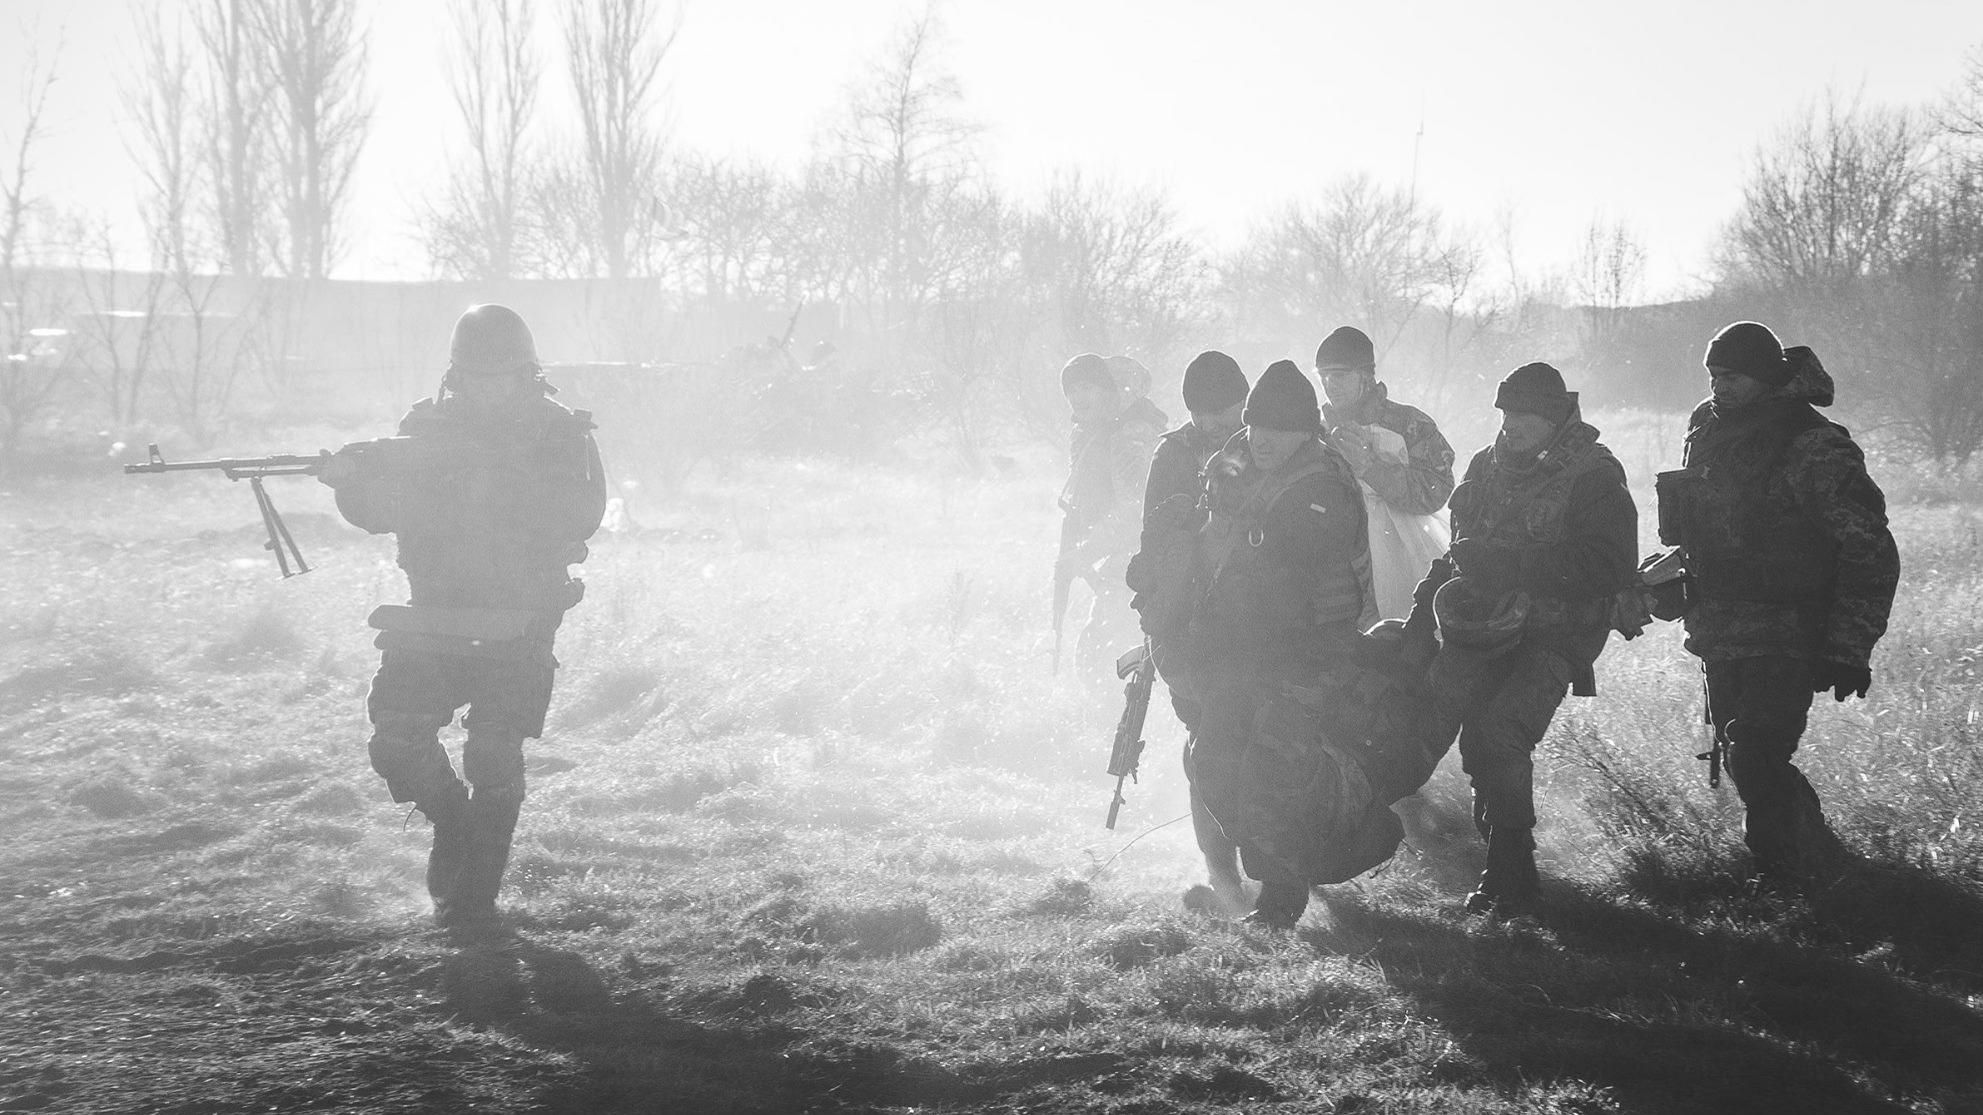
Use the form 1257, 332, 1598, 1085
4, 0, 1978, 299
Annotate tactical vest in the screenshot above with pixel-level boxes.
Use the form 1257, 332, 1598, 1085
1198, 442, 1373, 650
1061, 397, 1167, 535
1452, 427, 1617, 632
393, 396, 597, 612
1678, 402, 1837, 603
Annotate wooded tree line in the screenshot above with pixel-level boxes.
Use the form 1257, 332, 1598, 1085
2, 3, 1982, 475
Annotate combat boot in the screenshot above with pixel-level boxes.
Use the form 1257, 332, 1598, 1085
446, 790, 523, 929
1242, 878, 1308, 930
1464, 825, 1540, 918
419, 783, 474, 927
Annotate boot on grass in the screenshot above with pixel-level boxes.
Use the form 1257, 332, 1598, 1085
1464, 825, 1540, 919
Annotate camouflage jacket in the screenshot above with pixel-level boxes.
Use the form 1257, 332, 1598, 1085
1449, 408, 1637, 666
1675, 357, 1897, 668
334, 392, 608, 613
1323, 384, 1457, 515
1061, 396, 1167, 567
1142, 420, 1222, 529
1194, 436, 1374, 673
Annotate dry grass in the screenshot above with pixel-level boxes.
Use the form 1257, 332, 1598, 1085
2, 416, 1981, 1113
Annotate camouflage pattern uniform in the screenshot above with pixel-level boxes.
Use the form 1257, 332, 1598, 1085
1323, 383, 1457, 517
1675, 353, 1897, 878
1140, 419, 1225, 726
1183, 434, 1373, 923
1448, 405, 1636, 862
1060, 395, 1168, 676
334, 387, 607, 926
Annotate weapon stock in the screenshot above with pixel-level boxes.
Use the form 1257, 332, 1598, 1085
1104, 641, 1155, 829
1051, 560, 1073, 674
1695, 670, 1727, 788
123, 443, 328, 577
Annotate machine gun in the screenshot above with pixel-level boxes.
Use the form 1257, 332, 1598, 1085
124, 437, 501, 578
123, 444, 328, 577
1103, 641, 1155, 830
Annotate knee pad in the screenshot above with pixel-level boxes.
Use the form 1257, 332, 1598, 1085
463, 723, 527, 802
368, 715, 460, 805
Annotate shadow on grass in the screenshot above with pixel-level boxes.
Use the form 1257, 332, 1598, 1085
440, 928, 1119, 1114
1314, 859, 1983, 1114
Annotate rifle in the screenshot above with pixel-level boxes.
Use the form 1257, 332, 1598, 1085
1696, 671, 1728, 788
123, 443, 327, 577
1104, 641, 1155, 829
1051, 515, 1080, 674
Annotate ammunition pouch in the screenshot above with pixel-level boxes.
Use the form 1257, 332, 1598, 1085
369, 604, 550, 662
1654, 467, 1704, 549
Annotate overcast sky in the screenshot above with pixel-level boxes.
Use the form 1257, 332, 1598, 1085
4, 0, 1978, 299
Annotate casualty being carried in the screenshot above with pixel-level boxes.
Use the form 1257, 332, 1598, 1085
1129, 359, 1493, 928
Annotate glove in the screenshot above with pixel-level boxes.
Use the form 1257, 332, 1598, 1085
1449, 538, 1521, 586
1812, 661, 1872, 702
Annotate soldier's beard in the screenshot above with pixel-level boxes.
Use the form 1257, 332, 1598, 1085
1493, 431, 1549, 467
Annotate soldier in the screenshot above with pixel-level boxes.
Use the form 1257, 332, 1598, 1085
1445, 362, 1636, 918
1143, 350, 1248, 526
1057, 352, 1167, 680
1663, 322, 1897, 884
1316, 326, 1456, 619
319, 304, 608, 930
1177, 359, 1374, 927
1127, 350, 1248, 905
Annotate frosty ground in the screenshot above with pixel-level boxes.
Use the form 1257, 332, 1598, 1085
3, 422, 1983, 1114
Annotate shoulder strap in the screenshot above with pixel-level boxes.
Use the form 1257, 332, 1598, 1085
1204, 452, 1339, 582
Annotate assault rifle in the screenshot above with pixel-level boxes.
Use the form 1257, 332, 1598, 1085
1698, 673, 1729, 789
1104, 641, 1155, 830
123, 444, 328, 577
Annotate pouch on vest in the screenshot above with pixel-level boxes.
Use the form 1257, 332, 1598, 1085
369, 604, 542, 661
1654, 467, 1704, 549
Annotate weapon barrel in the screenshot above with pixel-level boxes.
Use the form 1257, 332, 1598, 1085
122, 444, 326, 476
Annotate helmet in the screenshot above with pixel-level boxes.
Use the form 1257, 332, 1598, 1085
449, 304, 538, 377
1432, 576, 1529, 654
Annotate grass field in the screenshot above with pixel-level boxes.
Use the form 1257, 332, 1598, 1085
3, 414, 1983, 1114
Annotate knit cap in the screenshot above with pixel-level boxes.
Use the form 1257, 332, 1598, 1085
1242, 359, 1322, 433
1182, 350, 1248, 412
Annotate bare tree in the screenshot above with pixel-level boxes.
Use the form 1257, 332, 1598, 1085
426, 0, 540, 280
64, 217, 168, 431
114, 4, 248, 438
1573, 215, 1647, 355
1025, 170, 1204, 356
191, 0, 274, 276
665, 153, 792, 304
1725, 90, 1926, 304
1423, 227, 1488, 405
1233, 174, 1452, 355
1940, 41, 1983, 143
829, 6, 981, 330
1859, 162, 1983, 467
251, 0, 372, 279
0, 25, 70, 466
554, 0, 677, 280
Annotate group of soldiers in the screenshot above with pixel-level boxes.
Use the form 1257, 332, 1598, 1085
266, 302, 1895, 933
1057, 323, 1899, 926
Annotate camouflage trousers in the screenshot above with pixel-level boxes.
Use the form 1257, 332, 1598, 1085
366, 647, 557, 808
1705, 656, 1837, 878
1456, 644, 1574, 832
